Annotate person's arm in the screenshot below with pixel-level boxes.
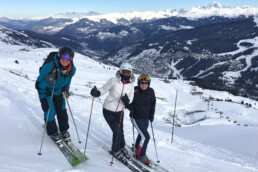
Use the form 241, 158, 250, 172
98, 77, 115, 96
36, 62, 54, 90
149, 89, 156, 122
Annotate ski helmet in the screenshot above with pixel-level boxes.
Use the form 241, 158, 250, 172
120, 62, 133, 76
58, 46, 74, 58
138, 74, 151, 86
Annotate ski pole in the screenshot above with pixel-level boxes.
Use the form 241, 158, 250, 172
84, 96, 95, 155
110, 105, 125, 166
151, 122, 160, 163
66, 99, 81, 143
171, 89, 178, 144
38, 80, 56, 155
130, 111, 136, 153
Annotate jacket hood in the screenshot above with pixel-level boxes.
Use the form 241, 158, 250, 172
116, 70, 135, 83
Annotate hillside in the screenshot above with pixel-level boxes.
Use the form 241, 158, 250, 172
0, 39, 257, 171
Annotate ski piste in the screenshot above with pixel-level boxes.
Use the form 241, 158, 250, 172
42, 124, 88, 166
127, 145, 170, 172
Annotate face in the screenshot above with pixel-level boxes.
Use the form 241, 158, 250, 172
140, 81, 149, 90
60, 59, 71, 67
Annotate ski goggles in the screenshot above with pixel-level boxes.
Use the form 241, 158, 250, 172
61, 54, 72, 61
121, 70, 131, 76
140, 81, 149, 85
138, 75, 150, 81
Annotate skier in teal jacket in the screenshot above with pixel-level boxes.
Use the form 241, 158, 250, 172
35, 47, 76, 142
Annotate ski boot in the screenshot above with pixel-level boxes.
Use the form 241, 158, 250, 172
113, 150, 127, 162
139, 155, 150, 165
120, 148, 131, 160
61, 131, 71, 142
51, 133, 62, 143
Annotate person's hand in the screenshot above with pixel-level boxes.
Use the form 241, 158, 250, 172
90, 86, 100, 97
121, 94, 130, 106
149, 115, 154, 122
62, 86, 70, 100
45, 69, 60, 84
129, 112, 133, 118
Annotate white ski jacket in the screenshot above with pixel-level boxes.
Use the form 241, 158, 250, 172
99, 71, 135, 112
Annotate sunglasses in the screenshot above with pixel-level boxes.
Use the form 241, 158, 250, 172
138, 75, 150, 81
140, 82, 149, 85
61, 54, 72, 61
121, 70, 131, 76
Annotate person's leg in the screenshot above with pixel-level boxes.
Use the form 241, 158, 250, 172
40, 97, 57, 135
54, 95, 69, 133
139, 120, 150, 157
103, 108, 124, 153
132, 118, 141, 151
133, 119, 150, 158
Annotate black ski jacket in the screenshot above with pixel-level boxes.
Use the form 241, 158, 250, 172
130, 86, 156, 120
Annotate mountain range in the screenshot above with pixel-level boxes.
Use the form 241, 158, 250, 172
0, 2, 257, 99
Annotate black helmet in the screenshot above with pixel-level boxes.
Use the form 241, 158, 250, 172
58, 46, 74, 58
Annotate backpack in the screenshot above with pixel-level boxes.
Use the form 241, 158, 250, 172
39, 52, 57, 73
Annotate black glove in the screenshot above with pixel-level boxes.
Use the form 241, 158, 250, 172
129, 112, 133, 118
149, 115, 154, 122
121, 94, 130, 106
45, 88, 52, 96
62, 86, 70, 100
35, 81, 41, 90
45, 69, 60, 84
90, 86, 100, 97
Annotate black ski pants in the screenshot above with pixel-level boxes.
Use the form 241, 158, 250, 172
40, 94, 69, 135
103, 108, 125, 153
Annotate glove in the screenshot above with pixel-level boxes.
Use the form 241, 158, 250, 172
149, 115, 154, 122
90, 86, 100, 97
45, 69, 60, 84
121, 94, 130, 106
35, 81, 41, 90
129, 112, 133, 118
62, 86, 70, 100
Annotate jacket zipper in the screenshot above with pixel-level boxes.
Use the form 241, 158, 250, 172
115, 81, 125, 112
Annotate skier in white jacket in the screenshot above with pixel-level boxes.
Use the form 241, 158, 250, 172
90, 62, 135, 161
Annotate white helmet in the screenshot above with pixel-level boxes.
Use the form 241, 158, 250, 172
120, 62, 133, 74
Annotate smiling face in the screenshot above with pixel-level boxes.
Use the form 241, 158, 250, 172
139, 81, 149, 90
60, 59, 71, 67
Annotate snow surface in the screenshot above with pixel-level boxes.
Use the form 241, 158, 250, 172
0, 39, 258, 172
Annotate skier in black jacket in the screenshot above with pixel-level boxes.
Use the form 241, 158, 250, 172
122, 74, 156, 165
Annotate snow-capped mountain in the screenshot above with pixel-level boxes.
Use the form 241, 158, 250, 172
1, 2, 258, 35
1, 2, 258, 100
0, 25, 54, 48
198, 2, 224, 9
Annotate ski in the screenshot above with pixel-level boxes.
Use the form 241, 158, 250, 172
102, 147, 141, 172
42, 124, 87, 166
64, 140, 89, 162
126, 145, 170, 172
127, 157, 151, 172
50, 137, 81, 166
108, 150, 141, 172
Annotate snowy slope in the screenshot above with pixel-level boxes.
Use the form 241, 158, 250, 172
0, 41, 258, 172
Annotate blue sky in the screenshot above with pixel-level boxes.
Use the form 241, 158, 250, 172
1, 0, 258, 18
